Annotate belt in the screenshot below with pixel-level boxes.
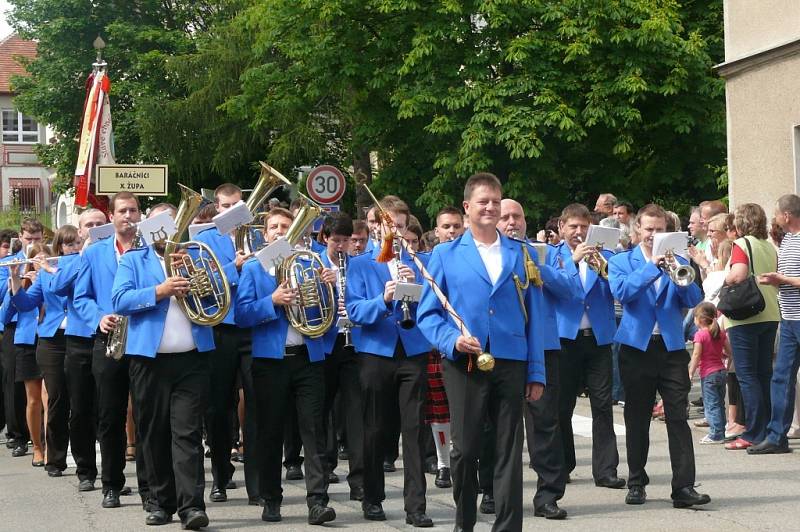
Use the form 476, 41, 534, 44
285, 345, 307, 357
579, 328, 594, 337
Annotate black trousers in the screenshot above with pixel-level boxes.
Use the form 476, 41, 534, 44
1, 323, 28, 442
524, 350, 567, 508
130, 351, 209, 519
36, 332, 69, 471
283, 401, 304, 468
252, 348, 328, 507
238, 350, 260, 499
323, 334, 364, 490
619, 338, 695, 491
92, 333, 148, 494
64, 335, 98, 482
384, 393, 401, 463
558, 334, 620, 480
360, 347, 428, 514
205, 325, 240, 487
443, 356, 526, 532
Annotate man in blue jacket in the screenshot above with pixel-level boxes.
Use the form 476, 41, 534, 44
345, 197, 433, 527
193, 183, 255, 503
608, 203, 709, 509
235, 207, 337, 526
417, 173, 546, 532
112, 203, 213, 529
553, 203, 625, 490
73, 192, 146, 509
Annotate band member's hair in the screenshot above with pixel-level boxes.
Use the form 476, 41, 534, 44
265, 207, 294, 222
559, 203, 591, 223
693, 302, 720, 339
406, 222, 423, 240
20, 216, 44, 235
149, 203, 177, 217
380, 196, 410, 221
352, 219, 368, 234
52, 225, 79, 256
215, 183, 241, 200
777, 194, 800, 218
463, 172, 502, 201
436, 206, 462, 224
321, 212, 353, 238
421, 229, 439, 250
665, 211, 681, 232
613, 199, 634, 214
78, 208, 106, 228
26, 241, 51, 259
365, 205, 378, 222
0, 229, 15, 245
733, 203, 768, 240
195, 203, 217, 223
109, 191, 140, 213
635, 203, 667, 224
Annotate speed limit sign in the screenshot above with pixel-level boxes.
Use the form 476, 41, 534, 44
306, 165, 346, 204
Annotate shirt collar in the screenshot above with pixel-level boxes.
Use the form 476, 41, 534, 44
475, 232, 501, 250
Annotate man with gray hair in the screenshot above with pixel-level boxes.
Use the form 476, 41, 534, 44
594, 194, 617, 217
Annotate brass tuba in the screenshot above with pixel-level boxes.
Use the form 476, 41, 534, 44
234, 161, 292, 253
164, 184, 232, 327
275, 195, 335, 338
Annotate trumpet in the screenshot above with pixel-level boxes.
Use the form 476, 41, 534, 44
577, 236, 608, 280
658, 249, 696, 287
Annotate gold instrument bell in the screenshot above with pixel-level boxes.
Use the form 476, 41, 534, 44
234, 161, 292, 253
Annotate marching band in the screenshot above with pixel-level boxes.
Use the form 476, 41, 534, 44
0, 169, 715, 531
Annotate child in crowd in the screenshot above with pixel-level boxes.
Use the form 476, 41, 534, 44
689, 302, 732, 444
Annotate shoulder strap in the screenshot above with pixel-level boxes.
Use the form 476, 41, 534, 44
743, 236, 756, 276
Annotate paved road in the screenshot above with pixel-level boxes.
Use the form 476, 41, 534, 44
2, 397, 799, 531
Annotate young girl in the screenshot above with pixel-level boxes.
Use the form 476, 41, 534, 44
689, 302, 732, 444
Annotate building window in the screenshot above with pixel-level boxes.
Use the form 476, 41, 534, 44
8, 178, 42, 211
1, 110, 40, 144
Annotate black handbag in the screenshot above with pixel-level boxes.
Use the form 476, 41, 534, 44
717, 237, 766, 320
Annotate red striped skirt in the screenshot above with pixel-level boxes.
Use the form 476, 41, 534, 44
425, 349, 450, 424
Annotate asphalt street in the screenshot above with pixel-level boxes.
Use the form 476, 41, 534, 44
1, 396, 798, 531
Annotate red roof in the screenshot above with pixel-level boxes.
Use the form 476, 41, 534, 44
0, 34, 37, 94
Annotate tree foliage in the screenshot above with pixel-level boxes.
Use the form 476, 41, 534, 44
9, 0, 725, 225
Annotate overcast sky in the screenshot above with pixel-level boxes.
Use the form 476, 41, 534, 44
0, 1, 12, 39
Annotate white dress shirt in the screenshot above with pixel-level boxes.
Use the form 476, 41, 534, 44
156, 257, 197, 354
578, 260, 592, 330
475, 233, 503, 286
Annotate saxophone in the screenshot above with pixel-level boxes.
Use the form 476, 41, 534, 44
105, 227, 142, 360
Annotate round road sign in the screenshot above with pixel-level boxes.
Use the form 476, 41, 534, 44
306, 165, 346, 204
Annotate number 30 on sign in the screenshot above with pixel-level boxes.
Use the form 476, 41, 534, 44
306, 165, 346, 204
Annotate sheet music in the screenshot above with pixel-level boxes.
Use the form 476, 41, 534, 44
213, 201, 253, 235
188, 223, 215, 240
528, 242, 547, 264
653, 231, 689, 259
255, 237, 292, 275
138, 212, 178, 246
87, 222, 115, 243
586, 225, 622, 251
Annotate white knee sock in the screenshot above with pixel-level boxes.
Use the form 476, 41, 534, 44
431, 422, 451, 469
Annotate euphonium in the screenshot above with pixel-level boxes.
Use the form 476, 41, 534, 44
164, 184, 232, 327
234, 161, 292, 252
659, 249, 695, 287
577, 236, 608, 280
276, 195, 335, 338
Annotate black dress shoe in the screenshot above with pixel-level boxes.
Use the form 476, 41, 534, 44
595, 476, 626, 489
102, 490, 121, 508
79, 479, 95, 492
362, 502, 386, 521
12, 444, 28, 457
534, 502, 567, 520
349, 487, 364, 501
308, 504, 336, 525
47, 468, 63, 477
248, 496, 265, 506
261, 500, 281, 522
406, 512, 434, 527
225, 479, 237, 489
120, 486, 133, 496
425, 457, 438, 475
435, 467, 452, 488
382, 460, 396, 473
5, 438, 19, 449
182, 508, 209, 530
671, 487, 711, 508
747, 440, 792, 455
479, 493, 495, 514
625, 486, 647, 505
145, 509, 172, 526
209, 485, 227, 502
285, 464, 304, 480
328, 471, 340, 483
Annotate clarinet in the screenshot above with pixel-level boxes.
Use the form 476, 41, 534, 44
394, 239, 415, 329
337, 252, 353, 347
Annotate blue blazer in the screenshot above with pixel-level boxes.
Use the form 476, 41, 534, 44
538, 243, 584, 351
0, 250, 26, 331
552, 242, 617, 346
74, 236, 120, 333
111, 246, 214, 358
52, 253, 95, 338
194, 228, 238, 325
12, 269, 67, 338
0, 288, 38, 345
234, 258, 326, 361
416, 231, 546, 384
608, 246, 702, 352
345, 244, 430, 358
